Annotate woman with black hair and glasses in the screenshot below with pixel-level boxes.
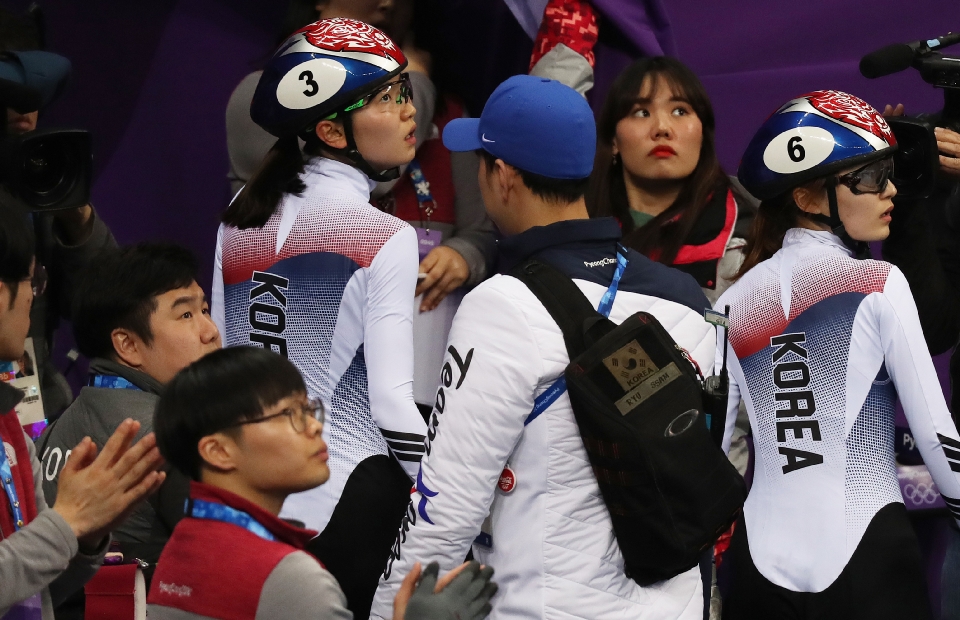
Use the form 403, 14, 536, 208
716, 90, 960, 619
212, 18, 427, 618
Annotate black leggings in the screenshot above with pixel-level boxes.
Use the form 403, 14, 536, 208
306, 454, 411, 620
723, 502, 932, 620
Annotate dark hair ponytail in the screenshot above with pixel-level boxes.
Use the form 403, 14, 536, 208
222, 135, 308, 230
735, 195, 794, 278
735, 178, 826, 278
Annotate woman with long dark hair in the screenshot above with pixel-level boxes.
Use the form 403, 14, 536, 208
588, 56, 754, 305
212, 18, 427, 619
716, 90, 960, 619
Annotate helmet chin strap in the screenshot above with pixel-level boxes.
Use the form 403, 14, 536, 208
808, 177, 869, 258
319, 113, 401, 183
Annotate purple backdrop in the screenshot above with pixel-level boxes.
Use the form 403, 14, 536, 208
2, 0, 958, 614
13, 0, 955, 282
11, 0, 959, 451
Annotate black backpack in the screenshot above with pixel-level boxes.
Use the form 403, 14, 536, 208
512, 257, 746, 585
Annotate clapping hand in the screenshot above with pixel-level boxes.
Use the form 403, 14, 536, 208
52, 419, 165, 549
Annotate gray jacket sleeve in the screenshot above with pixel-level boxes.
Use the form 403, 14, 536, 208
0, 432, 107, 615
50, 208, 118, 320
442, 150, 496, 286
256, 551, 353, 620
529, 43, 594, 95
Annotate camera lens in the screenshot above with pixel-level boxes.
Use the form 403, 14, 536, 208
20, 140, 70, 195
4, 129, 92, 211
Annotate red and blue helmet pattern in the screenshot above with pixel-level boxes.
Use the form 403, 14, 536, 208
738, 90, 897, 200
251, 18, 407, 138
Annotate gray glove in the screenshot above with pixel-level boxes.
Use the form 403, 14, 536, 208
405, 561, 497, 620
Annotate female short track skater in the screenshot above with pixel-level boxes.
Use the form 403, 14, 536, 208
211, 18, 426, 618
716, 90, 960, 620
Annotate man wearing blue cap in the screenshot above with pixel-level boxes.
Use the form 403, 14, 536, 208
372, 75, 714, 620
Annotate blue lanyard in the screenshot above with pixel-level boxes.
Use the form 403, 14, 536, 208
187, 499, 276, 542
407, 159, 436, 221
89, 375, 141, 390
0, 443, 25, 531
524, 246, 629, 426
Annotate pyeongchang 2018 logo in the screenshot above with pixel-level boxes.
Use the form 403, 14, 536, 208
158, 582, 192, 598
584, 258, 617, 268
295, 17, 404, 64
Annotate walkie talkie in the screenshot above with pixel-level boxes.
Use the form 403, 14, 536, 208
702, 305, 730, 448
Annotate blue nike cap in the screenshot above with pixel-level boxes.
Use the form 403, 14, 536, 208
442, 74, 596, 180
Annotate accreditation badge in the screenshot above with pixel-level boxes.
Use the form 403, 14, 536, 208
0, 338, 45, 429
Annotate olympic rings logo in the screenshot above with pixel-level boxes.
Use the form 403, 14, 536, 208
902, 482, 941, 505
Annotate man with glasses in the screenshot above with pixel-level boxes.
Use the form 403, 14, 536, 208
38, 243, 220, 602
148, 346, 497, 620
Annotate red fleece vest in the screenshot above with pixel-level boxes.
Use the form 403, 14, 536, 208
0, 410, 38, 538
147, 482, 317, 619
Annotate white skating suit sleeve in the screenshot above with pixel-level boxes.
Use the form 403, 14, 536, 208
212, 224, 226, 337
365, 225, 428, 479
876, 267, 960, 525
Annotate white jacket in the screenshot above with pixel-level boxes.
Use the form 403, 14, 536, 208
716, 228, 960, 592
212, 158, 426, 532
372, 219, 715, 619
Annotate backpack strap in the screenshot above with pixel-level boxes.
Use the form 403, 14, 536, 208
511, 258, 600, 360
511, 246, 629, 426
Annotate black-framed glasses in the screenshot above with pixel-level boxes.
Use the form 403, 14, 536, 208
327, 73, 413, 119
16, 263, 47, 297
837, 158, 894, 195
228, 398, 325, 434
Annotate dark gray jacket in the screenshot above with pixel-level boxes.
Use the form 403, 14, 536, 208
0, 382, 107, 620
38, 359, 189, 569
30, 210, 118, 417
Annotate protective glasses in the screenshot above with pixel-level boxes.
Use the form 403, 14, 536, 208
228, 398, 325, 434
836, 158, 894, 195
327, 73, 412, 119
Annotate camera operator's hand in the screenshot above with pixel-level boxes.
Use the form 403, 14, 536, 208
53, 419, 166, 549
936, 127, 960, 178
882, 103, 905, 117
53, 205, 96, 246
884, 104, 960, 179
394, 561, 497, 620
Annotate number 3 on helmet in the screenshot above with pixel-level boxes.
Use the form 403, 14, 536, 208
251, 18, 408, 139
738, 90, 897, 201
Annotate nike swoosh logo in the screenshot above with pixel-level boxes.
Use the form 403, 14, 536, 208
481, 134, 495, 143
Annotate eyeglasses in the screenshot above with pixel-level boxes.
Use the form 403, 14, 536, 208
16, 263, 47, 297
837, 158, 893, 195
328, 73, 412, 119
228, 398, 325, 434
